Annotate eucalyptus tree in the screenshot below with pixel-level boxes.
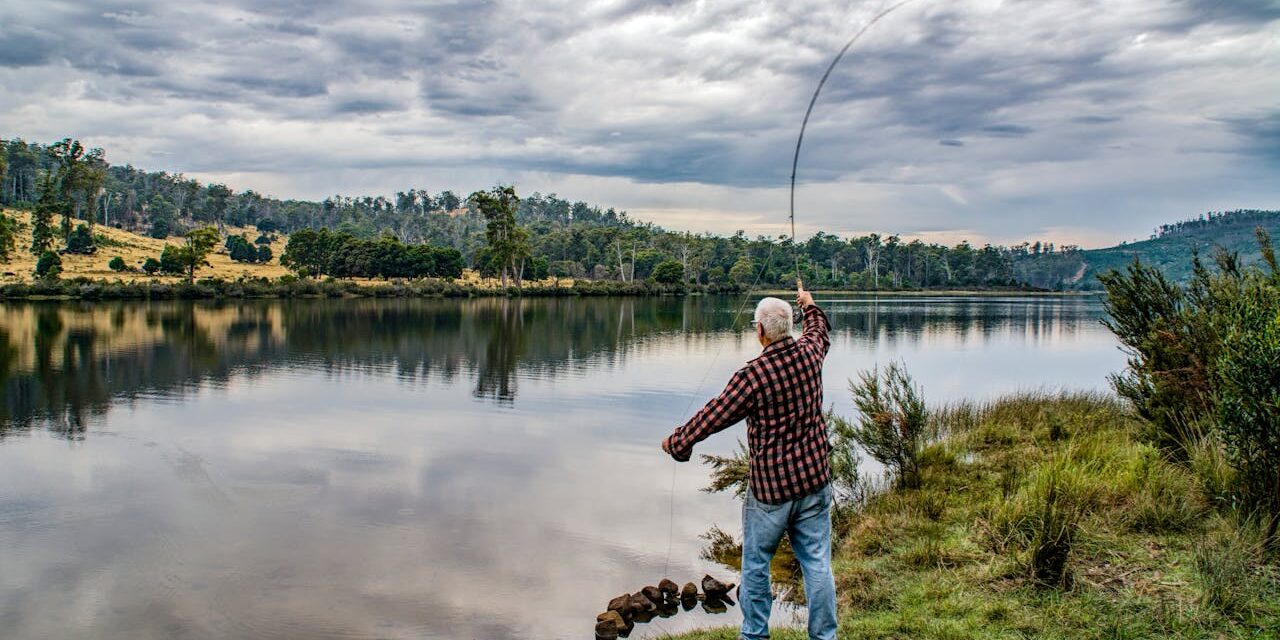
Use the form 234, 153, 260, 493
160, 227, 220, 282
470, 186, 531, 288
48, 138, 105, 235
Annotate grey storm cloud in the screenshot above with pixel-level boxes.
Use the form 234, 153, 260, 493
0, 0, 1278, 245
1223, 111, 1280, 164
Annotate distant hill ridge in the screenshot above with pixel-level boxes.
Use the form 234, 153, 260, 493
1012, 209, 1280, 290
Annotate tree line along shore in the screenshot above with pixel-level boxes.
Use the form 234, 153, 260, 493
0, 205, 1043, 301
5, 136, 1275, 295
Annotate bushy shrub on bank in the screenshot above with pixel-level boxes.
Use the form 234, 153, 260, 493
1101, 229, 1280, 547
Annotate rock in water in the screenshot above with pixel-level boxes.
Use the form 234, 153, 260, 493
628, 593, 655, 613
595, 614, 620, 639
658, 578, 679, 598
598, 611, 625, 625
607, 594, 631, 616
640, 585, 663, 605
702, 574, 730, 599
656, 599, 679, 618
680, 582, 698, 601
702, 598, 728, 614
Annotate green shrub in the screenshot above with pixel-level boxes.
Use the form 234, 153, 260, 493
1099, 256, 1216, 451
142, 257, 160, 274
34, 250, 61, 279
148, 215, 173, 239
700, 440, 749, 499
828, 409, 871, 508
65, 223, 96, 254
651, 259, 684, 284
1102, 229, 1280, 545
844, 362, 929, 489
1215, 285, 1280, 545
226, 234, 262, 263
108, 256, 127, 272
158, 245, 184, 274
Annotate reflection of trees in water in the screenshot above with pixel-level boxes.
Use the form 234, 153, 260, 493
826, 297, 1096, 347
0, 296, 1100, 438
1, 302, 263, 439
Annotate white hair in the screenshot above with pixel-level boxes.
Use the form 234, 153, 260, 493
754, 297, 794, 342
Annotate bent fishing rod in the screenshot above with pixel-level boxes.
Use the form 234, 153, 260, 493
788, 0, 915, 288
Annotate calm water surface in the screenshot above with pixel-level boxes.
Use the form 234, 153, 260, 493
0, 295, 1123, 639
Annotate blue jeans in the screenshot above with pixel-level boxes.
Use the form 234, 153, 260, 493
740, 483, 837, 640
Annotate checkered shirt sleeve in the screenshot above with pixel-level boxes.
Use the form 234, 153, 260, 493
666, 304, 833, 504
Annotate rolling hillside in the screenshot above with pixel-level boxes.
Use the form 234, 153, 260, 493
1013, 210, 1280, 290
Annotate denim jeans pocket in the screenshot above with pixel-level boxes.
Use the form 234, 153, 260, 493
747, 490, 788, 513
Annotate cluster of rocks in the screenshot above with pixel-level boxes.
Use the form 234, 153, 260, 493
595, 575, 736, 639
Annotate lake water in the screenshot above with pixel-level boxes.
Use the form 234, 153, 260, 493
0, 295, 1124, 639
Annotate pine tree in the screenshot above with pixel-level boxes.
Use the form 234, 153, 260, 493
30, 173, 58, 255
0, 213, 19, 263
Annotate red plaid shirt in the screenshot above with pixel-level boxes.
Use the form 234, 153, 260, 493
667, 304, 832, 504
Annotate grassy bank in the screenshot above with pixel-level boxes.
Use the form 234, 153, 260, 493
662, 392, 1279, 639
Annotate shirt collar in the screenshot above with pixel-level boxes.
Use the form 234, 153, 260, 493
762, 336, 796, 355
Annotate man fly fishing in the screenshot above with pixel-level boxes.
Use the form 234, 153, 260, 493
662, 283, 835, 640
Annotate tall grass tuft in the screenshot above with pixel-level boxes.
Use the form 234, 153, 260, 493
1118, 447, 1204, 533
1194, 518, 1265, 617
989, 451, 1100, 589
1186, 426, 1239, 510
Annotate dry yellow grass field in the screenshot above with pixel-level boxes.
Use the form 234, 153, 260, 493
0, 209, 570, 288
0, 209, 292, 284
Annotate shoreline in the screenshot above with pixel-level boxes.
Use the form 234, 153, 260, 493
0, 276, 1086, 302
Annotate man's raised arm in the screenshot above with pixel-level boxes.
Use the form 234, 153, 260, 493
662, 368, 755, 462
796, 284, 830, 356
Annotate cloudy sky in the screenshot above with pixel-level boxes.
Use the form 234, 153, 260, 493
1, 0, 1277, 247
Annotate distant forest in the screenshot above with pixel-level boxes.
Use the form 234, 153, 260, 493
2, 137, 1273, 290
